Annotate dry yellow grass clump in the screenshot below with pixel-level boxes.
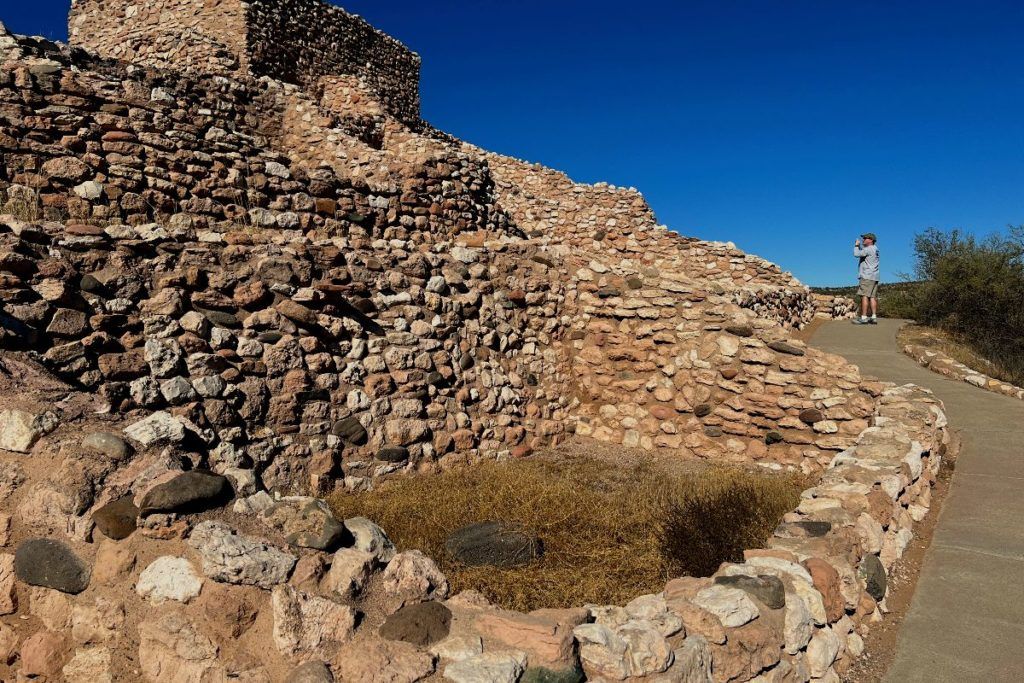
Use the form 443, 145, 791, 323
329, 454, 805, 612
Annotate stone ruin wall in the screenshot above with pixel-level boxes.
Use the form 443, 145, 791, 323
0, 10, 955, 683
0, 21, 874, 481
68, 0, 249, 75
0, 32, 575, 495
69, 0, 422, 125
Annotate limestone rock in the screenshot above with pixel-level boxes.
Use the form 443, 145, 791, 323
444, 652, 526, 683
262, 497, 351, 550
138, 611, 225, 683
20, 629, 69, 678
187, 521, 296, 588
124, 412, 186, 447
271, 585, 356, 657
0, 554, 15, 615
323, 547, 375, 597
332, 638, 436, 683
136, 556, 203, 604
345, 516, 397, 563
0, 409, 57, 453
381, 550, 450, 608
691, 585, 759, 628
63, 646, 114, 683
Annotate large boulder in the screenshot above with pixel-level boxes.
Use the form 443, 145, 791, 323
444, 521, 543, 568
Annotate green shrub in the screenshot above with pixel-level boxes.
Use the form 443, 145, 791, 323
911, 226, 1024, 385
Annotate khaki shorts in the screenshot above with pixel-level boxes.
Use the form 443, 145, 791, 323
857, 279, 879, 298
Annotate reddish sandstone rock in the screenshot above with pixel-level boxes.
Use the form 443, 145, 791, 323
804, 558, 845, 623
20, 629, 69, 677
473, 607, 587, 671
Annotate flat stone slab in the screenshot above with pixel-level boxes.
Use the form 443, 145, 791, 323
692, 585, 760, 627
714, 574, 786, 609
444, 521, 543, 568
14, 538, 90, 594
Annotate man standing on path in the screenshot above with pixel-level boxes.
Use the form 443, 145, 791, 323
853, 233, 880, 325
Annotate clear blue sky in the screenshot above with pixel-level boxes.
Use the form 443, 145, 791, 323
5, 1, 1024, 286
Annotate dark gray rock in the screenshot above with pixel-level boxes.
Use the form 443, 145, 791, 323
445, 521, 543, 568
521, 666, 586, 683
14, 538, 90, 594
139, 471, 233, 515
379, 601, 452, 647
694, 403, 713, 418
714, 574, 786, 610
768, 340, 805, 356
92, 495, 139, 540
861, 554, 887, 601
332, 417, 367, 445
81, 432, 132, 462
774, 520, 832, 538
724, 324, 754, 337
377, 445, 409, 463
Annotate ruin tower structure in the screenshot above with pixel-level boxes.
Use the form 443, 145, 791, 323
68, 0, 423, 125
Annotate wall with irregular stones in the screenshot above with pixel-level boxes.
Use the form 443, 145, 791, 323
246, 0, 421, 125
0, 354, 949, 682
68, 0, 422, 124
68, 0, 249, 74
0, 13, 957, 683
0, 33, 568, 495
0, 25, 873, 482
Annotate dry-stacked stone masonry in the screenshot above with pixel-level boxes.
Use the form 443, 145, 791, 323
69, 0, 423, 124
0, 9, 940, 683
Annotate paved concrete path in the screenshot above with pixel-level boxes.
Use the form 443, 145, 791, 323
811, 318, 1024, 682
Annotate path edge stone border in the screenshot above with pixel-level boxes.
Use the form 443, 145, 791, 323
903, 342, 1024, 400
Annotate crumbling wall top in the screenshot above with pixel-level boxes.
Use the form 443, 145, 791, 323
68, 0, 421, 125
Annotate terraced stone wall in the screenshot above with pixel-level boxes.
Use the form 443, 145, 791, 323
0, 32, 567, 495
68, 0, 422, 124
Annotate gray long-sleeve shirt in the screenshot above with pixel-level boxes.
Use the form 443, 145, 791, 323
854, 244, 880, 281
